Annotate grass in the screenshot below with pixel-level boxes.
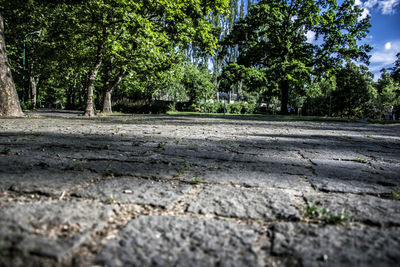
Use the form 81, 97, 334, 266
390, 186, 400, 200
166, 111, 368, 123
106, 194, 115, 204
99, 144, 109, 150
156, 141, 166, 150
177, 162, 187, 176
0, 147, 11, 155
303, 201, 351, 224
103, 163, 118, 177
192, 177, 205, 184
355, 157, 367, 163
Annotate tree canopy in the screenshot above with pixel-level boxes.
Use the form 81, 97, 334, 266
1, 0, 399, 120
226, 0, 371, 114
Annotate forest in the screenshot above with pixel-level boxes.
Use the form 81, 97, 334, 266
0, 0, 399, 118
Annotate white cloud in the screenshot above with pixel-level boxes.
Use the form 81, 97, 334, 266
306, 31, 316, 43
362, 0, 399, 15
370, 40, 400, 74
354, 0, 370, 20
379, 0, 399, 14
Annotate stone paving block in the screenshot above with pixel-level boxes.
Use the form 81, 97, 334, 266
183, 162, 312, 191
98, 216, 258, 267
73, 177, 191, 208
271, 222, 400, 267
308, 159, 396, 194
161, 146, 235, 162
0, 200, 115, 262
80, 160, 180, 179
188, 185, 299, 220
300, 149, 366, 161
304, 193, 400, 226
0, 170, 97, 195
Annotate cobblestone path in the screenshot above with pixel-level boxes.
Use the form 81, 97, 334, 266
1, 112, 399, 266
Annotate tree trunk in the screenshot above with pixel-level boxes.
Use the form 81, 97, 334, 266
279, 79, 289, 115
0, 13, 24, 117
29, 75, 37, 108
102, 69, 126, 114
83, 39, 104, 117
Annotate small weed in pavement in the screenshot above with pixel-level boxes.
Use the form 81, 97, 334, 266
303, 201, 351, 224
355, 157, 367, 163
99, 144, 109, 150
106, 194, 115, 204
177, 162, 187, 176
390, 186, 400, 200
1, 147, 11, 155
157, 142, 166, 150
192, 177, 205, 184
132, 141, 141, 146
103, 164, 118, 177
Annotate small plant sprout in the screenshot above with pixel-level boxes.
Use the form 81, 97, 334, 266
99, 144, 109, 150
192, 177, 205, 184
103, 163, 118, 177
390, 186, 400, 200
364, 134, 373, 138
157, 141, 166, 150
303, 201, 351, 224
106, 194, 115, 204
132, 141, 141, 146
1, 147, 11, 155
177, 162, 187, 176
355, 157, 367, 163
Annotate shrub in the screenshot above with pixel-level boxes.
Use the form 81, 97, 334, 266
230, 102, 242, 114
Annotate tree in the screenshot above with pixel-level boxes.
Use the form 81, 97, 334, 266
333, 62, 374, 117
227, 0, 371, 114
375, 69, 400, 108
390, 53, 400, 83
0, 13, 24, 117
75, 0, 228, 116
182, 63, 215, 104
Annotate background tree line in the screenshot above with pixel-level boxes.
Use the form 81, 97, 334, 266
0, 0, 399, 118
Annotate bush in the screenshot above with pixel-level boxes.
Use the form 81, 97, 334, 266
21, 101, 35, 111
242, 103, 256, 114
113, 101, 169, 114
188, 101, 256, 114
230, 102, 242, 114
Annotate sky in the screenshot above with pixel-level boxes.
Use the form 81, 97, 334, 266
354, 0, 400, 80
304, 0, 400, 80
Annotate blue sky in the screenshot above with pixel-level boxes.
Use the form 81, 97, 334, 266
354, 0, 400, 80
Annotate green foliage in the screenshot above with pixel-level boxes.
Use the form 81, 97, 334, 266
303, 201, 351, 224
0, 147, 11, 155
157, 142, 166, 150
106, 194, 116, 204
20, 101, 35, 111
355, 157, 367, 163
332, 63, 375, 118
177, 161, 188, 176
190, 101, 256, 114
390, 186, 400, 200
226, 0, 371, 114
131, 141, 141, 146
182, 64, 215, 103
103, 163, 118, 177
192, 177, 205, 184
113, 102, 170, 114
374, 71, 400, 113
